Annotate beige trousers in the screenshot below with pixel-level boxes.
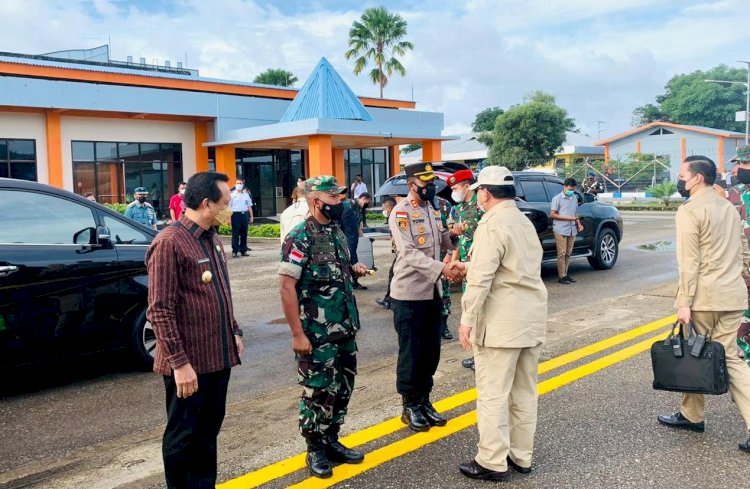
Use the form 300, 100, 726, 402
473, 343, 542, 471
681, 310, 750, 428
554, 233, 575, 278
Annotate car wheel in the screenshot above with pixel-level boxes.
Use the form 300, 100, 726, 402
588, 227, 618, 270
130, 308, 156, 370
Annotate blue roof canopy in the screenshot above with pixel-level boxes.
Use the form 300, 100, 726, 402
279, 57, 374, 123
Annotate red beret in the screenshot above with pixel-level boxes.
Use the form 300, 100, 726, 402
447, 169, 474, 186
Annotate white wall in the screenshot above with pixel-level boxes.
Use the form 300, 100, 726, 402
60, 117, 196, 192
0, 112, 48, 183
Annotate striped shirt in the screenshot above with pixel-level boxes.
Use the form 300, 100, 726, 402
146, 215, 242, 375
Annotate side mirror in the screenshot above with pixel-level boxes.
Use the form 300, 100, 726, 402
73, 227, 96, 245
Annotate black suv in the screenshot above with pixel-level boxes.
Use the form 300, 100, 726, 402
0, 178, 156, 369
512, 171, 623, 269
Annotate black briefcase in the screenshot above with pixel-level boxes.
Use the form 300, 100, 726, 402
651, 321, 728, 395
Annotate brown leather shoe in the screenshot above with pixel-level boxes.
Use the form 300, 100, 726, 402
458, 460, 507, 481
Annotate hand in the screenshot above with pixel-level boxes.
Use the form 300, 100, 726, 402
352, 263, 368, 277
292, 332, 313, 355
235, 334, 245, 356
173, 363, 198, 398
443, 253, 453, 265
450, 223, 465, 237
677, 306, 692, 325
442, 262, 465, 283
459, 324, 473, 351
577, 222, 584, 232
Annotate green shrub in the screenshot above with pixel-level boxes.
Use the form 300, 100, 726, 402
645, 181, 678, 207
249, 224, 281, 238
105, 203, 128, 214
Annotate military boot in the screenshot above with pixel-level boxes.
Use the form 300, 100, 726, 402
305, 437, 333, 478
324, 431, 365, 464
401, 395, 430, 432
420, 394, 447, 426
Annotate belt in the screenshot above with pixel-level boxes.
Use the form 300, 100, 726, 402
232, 211, 247, 214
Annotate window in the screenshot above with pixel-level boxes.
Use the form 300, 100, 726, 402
0, 190, 96, 244
519, 180, 548, 202
545, 181, 564, 197
649, 128, 674, 136
0, 139, 37, 181
101, 214, 151, 245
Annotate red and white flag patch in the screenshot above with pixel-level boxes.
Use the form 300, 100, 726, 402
289, 246, 304, 264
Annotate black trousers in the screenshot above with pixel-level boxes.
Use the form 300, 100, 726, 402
162, 368, 231, 489
384, 256, 396, 301
231, 212, 249, 254
392, 288, 442, 398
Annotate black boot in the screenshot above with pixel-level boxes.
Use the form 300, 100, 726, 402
324, 431, 364, 464
401, 396, 430, 432
420, 395, 447, 426
305, 437, 333, 478
440, 315, 453, 340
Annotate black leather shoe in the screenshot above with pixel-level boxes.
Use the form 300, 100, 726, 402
657, 412, 705, 432
507, 456, 531, 474
352, 281, 368, 290
306, 448, 333, 478
565, 275, 576, 283
375, 298, 391, 309
325, 437, 364, 464
402, 403, 430, 432
441, 330, 453, 340
458, 460, 507, 481
232, 252, 238, 258
241, 252, 249, 256
462, 357, 475, 370
421, 399, 447, 426
558, 277, 571, 284
739, 437, 750, 452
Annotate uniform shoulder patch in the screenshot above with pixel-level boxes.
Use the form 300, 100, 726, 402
396, 210, 408, 232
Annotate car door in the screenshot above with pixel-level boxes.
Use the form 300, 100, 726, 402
515, 178, 556, 256
0, 189, 120, 366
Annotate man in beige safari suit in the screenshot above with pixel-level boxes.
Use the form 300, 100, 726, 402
457, 166, 548, 481
657, 155, 750, 452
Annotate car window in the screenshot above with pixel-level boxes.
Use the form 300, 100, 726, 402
0, 189, 96, 244
519, 180, 548, 203
101, 213, 152, 245
545, 181, 564, 198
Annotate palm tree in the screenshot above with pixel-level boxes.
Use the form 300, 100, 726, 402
646, 181, 678, 207
253, 69, 298, 87
345, 6, 414, 98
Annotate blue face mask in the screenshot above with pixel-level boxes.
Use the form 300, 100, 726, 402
564, 190, 574, 197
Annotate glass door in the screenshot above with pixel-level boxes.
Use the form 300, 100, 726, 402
242, 161, 276, 217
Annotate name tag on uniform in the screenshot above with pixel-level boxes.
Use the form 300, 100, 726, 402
197, 258, 210, 264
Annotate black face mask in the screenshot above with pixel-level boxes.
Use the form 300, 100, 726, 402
137, 196, 147, 204
737, 168, 750, 185
319, 202, 344, 222
416, 182, 436, 202
676, 179, 691, 199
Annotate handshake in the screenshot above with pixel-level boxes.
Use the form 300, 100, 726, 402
442, 260, 466, 283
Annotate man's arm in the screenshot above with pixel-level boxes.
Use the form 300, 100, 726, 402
549, 196, 574, 221
675, 208, 700, 308
170, 208, 176, 221
279, 233, 313, 354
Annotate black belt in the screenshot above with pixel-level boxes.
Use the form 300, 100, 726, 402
232, 211, 247, 214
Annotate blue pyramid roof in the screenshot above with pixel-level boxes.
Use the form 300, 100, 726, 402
279, 58, 374, 123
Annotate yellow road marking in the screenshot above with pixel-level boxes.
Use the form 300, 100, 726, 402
286, 330, 669, 488
218, 315, 674, 489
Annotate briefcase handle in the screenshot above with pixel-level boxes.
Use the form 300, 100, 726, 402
664, 321, 712, 346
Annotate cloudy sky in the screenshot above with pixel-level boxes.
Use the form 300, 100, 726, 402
1, 0, 748, 139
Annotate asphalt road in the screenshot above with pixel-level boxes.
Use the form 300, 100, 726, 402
0, 211, 680, 487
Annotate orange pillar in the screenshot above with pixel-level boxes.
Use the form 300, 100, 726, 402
214, 145, 237, 182
718, 136, 726, 173
333, 148, 345, 183
422, 140, 442, 162
680, 137, 687, 162
635, 140, 641, 153
45, 111, 63, 188
389, 145, 401, 176
603, 143, 610, 162
194, 121, 209, 173
308, 135, 334, 176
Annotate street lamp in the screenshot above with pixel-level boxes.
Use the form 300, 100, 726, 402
705, 60, 750, 145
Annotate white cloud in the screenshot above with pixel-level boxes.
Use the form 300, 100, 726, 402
0, 0, 747, 137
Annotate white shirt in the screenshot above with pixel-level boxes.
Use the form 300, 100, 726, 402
280, 200, 309, 243
230, 190, 252, 212
352, 181, 368, 198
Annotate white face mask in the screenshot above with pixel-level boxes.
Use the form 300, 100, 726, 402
179, 188, 185, 195
451, 190, 465, 203
382, 210, 389, 218
235, 183, 244, 191
297, 181, 305, 190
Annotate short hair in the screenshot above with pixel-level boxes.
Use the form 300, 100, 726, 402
356, 174, 363, 178
685, 155, 717, 185
563, 177, 577, 187
298, 176, 306, 181
83, 192, 94, 198
235, 178, 244, 183
383, 197, 397, 207
359, 192, 372, 200
484, 184, 516, 199
184, 172, 229, 210
178, 181, 187, 186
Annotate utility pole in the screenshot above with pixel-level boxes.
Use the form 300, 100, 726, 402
597, 121, 606, 140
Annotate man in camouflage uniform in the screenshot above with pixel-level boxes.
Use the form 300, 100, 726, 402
435, 195, 455, 340
448, 169, 484, 370
279, 176, 369, 478
726, 145, 750, 361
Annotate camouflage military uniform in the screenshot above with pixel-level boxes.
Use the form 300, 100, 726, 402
280, 215, 360, 438
435, 196, 452, 318
728, 170, 750, 361
454, 192, 484, 292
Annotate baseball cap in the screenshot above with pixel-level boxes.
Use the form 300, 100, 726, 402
305, 176, 347, 195
469, 166, 514, 189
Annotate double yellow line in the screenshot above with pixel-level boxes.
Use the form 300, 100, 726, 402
219, 315, 675, 489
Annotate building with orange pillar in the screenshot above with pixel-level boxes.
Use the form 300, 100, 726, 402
0, 46, 448, 217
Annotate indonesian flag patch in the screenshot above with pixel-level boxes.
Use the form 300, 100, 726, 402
396, 210, 409, 232
289, 246, 304, 264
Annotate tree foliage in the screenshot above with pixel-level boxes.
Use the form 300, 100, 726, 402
632, 64, 747, 130
485, 91, 575, 170
401, 143, 421, 154
645, 181, 678, 207
253, 69, 298, 87
345, 7, 414, 98
472, 107, 504, 132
